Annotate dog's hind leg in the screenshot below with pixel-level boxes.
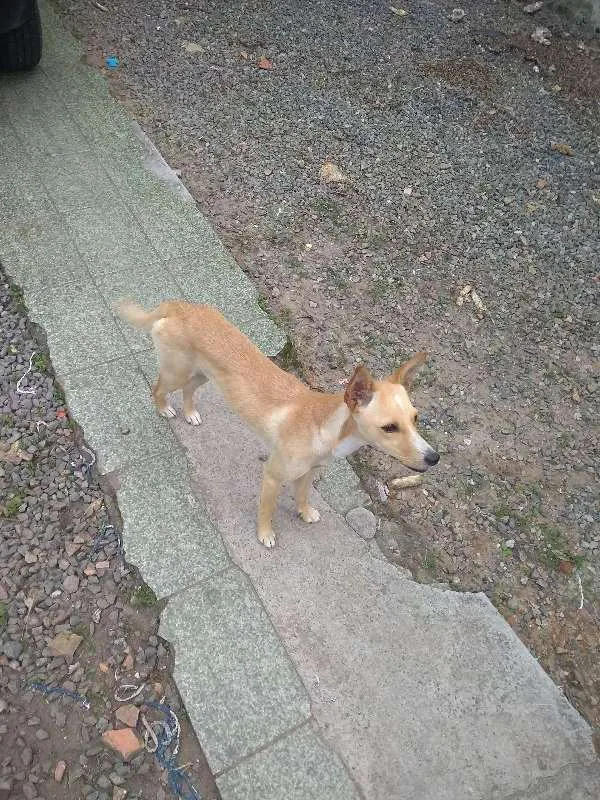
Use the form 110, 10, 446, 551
183, 372, 208, 426
152, 370, 182, 419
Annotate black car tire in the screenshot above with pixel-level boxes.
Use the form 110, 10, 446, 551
0, 1, 41, 71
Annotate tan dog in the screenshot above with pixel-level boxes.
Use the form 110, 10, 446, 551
118, 300, 439, 547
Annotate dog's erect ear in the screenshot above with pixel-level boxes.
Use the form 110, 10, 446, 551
344, 365, 375, 411
390, 352, 428, 388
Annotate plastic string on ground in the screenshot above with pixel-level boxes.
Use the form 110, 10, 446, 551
91, 522, 124, 559
29, 682, 91, 710
16, 351, 36, 395
143, 700, 201, 800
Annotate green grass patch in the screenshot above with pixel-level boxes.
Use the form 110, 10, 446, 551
9, 284, 24, 307
2, 494, 23, 518
0, 602, 8, 631
131, 583, 158, 607
278, 339, 302, 373
538, 523, 584, 570
32, 353, 49, 372
423, 551, 436, 571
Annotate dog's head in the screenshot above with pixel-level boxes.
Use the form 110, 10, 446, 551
344, 353, 439, 472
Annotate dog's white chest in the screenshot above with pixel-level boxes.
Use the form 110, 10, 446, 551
332, 435, 365, 459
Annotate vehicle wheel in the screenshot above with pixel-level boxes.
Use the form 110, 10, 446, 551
0, 2, 42, 71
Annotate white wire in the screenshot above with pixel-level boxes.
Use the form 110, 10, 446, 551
16, 351, 36, 395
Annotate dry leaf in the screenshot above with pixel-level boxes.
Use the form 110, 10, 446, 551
389, 6, 409, 16
456, 284, 472, 306
551, 142, 574, 156
390, 474, 424, 489
181, 41, 203, 54
470, 290, 486, 318
85, 497, 104, 518
257, 56, 273, 70
319, 162, 346, 184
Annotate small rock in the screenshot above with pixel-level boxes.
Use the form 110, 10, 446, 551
63, 575, 80, 593
97, 775, 112, 789
504, 539, 515, 549
115, 705, 139, 728
2, 640, 22, 659
48, 631, 83, 658
320, 162, 346, 184
531, 27, 551, 46
346, 507, 377, 540
22, 746, 33, 767
54, 760, 67, 782
449, 8, 465, 22
523, 1, 543, 14
112, 788, 127, 800
102, 729, 144, 761
35, 728, 49, 740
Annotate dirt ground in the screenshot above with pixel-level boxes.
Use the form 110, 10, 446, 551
51, 0, 599, 734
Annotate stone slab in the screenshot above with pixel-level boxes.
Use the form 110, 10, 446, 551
159, 568, 310, 773
118, 449, 228, 599
62, 357, 178, 473
24, 282, 129, 378
217, 723, 358, 800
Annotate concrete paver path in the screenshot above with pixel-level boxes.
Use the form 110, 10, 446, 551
1, 4, 599, 798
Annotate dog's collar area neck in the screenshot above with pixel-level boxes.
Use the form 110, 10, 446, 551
332, 431, 365, 459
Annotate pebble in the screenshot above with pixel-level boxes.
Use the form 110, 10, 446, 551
63, 574, 80, 593
449, 8, 465, 22
2, 640, 23, 659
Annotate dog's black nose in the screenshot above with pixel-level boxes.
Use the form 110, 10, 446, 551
425, 450, 440, 467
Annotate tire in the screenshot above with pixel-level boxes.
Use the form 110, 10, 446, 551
0, 2, 42, 71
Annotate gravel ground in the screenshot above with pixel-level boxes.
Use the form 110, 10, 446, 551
51, 0, 599, 732
0, 273, 217, 799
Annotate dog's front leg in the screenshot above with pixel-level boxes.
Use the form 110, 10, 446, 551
257, 461, 283, 548
294, 469, 320, 524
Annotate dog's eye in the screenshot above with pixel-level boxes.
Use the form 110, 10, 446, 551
381, 423, 399, 433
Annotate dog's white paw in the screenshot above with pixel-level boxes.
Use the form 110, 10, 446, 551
300, 506, 321, 524
185, 410, 202, 426
258, 530, 276, 548
159, 405, 177, 419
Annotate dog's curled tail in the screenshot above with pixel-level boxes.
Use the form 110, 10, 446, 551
116, 300, 167, 331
